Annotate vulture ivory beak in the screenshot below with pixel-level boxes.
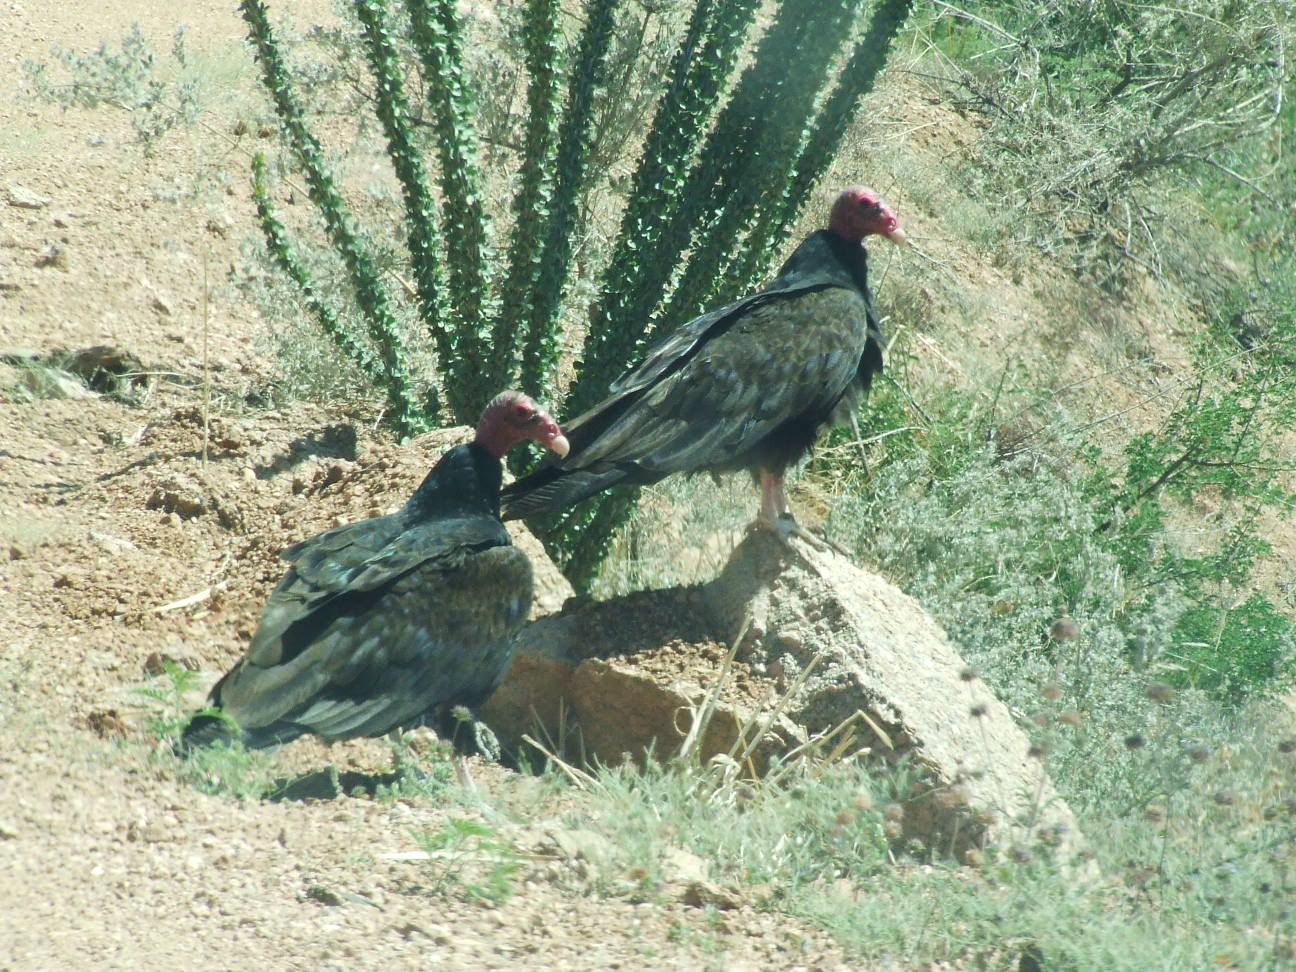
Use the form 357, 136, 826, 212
549, 434, 571, 459
883, 227, 908, 246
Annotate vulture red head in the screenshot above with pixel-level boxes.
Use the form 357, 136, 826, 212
475, 390, 569, 459
829, 186, 905, 245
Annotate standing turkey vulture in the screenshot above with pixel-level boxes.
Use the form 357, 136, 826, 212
181, 391, 569, 756
500, 186, 903, 541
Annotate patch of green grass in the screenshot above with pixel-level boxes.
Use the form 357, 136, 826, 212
1171, 595, 1296, 705
414, 817, 523, 905
527, 694, 1295, 968
178, 740, 279, 800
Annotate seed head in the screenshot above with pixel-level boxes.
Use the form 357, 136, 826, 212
1049, 616, 1079, 641
1009, 846, 1034, 864
1059, 709, 1083, 727
852, 790, 873, 812
1028, 742, 1049, 760
936, 786, 969, 809
1144, 804, 1165, 824
882, 820, 904, 841
1186, 744, 1212, 765
1213, 791, 1235, 807
1124, 733, 1146, 750
1038, 823, 1066, 847
1145, 681, 1176, 703
969, 703, 988, 719
835, 809, 855, 827
963, 847, 984, 868
959, 666, 980, 682
1041, 682, 1062, 701
1278, 739, 1296, 755
883, 802, 905, 823
1030, 712, 1048, 728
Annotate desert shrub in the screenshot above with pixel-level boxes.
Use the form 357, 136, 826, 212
917, 0, 1294, 285
22, 25, 205, 149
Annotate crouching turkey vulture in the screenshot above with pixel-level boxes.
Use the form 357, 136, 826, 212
180, 391, 568, 757
500, 186, 904, 543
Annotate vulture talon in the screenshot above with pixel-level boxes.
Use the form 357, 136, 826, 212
757, 513, 849, 558
439, 705, 503, 763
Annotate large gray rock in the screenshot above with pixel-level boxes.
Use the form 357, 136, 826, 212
485, 531, 1089, 867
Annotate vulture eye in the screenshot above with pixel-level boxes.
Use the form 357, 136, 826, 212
514, 403, 535, 421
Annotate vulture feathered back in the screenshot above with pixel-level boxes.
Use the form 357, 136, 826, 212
181, 392, 568, 754
500, 187, 903, 535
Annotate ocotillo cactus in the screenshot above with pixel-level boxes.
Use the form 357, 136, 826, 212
242, 0, 914, 586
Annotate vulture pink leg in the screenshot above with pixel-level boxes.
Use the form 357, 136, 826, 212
759, 469, 789, 524
755, 469, 848, 556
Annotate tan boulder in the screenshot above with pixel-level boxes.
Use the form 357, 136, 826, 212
486, 530, 1089, 867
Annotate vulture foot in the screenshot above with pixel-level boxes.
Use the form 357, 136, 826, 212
755, 513, 850, 557
439, 705, 503, 763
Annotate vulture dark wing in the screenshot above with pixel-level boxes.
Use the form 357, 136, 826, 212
214, 541, 530, 744
500, 231, 881, 521
574, 288, 870, 473
247, 512, 508, 668
208, 507, 521, 745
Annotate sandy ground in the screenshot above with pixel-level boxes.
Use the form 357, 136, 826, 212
0, 3, 862, 969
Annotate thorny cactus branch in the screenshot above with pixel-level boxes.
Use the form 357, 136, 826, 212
241, 0, 427, 435
491, 0, 562, 383
569, 0, 761, 418
250, 153, 388, 389
516, 0, 621, 400
407, 0, 497, 415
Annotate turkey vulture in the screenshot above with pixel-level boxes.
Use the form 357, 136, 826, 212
500, 186, 903, 541
180, 391, 569, 756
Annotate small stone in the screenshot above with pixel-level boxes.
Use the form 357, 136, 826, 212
146, 478, 206, 519
303, 885, 344, 907
33, 244, 68, 270
88, 530, 137, 553
86, 709, 129, 738
143, 652, 200, 676
53, 566, 86, 589
679, 880, 743, 911
662, 847, 708, 883
7, 182, 51, 209
547, 827, 615, 865
150, 292, 174, 316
